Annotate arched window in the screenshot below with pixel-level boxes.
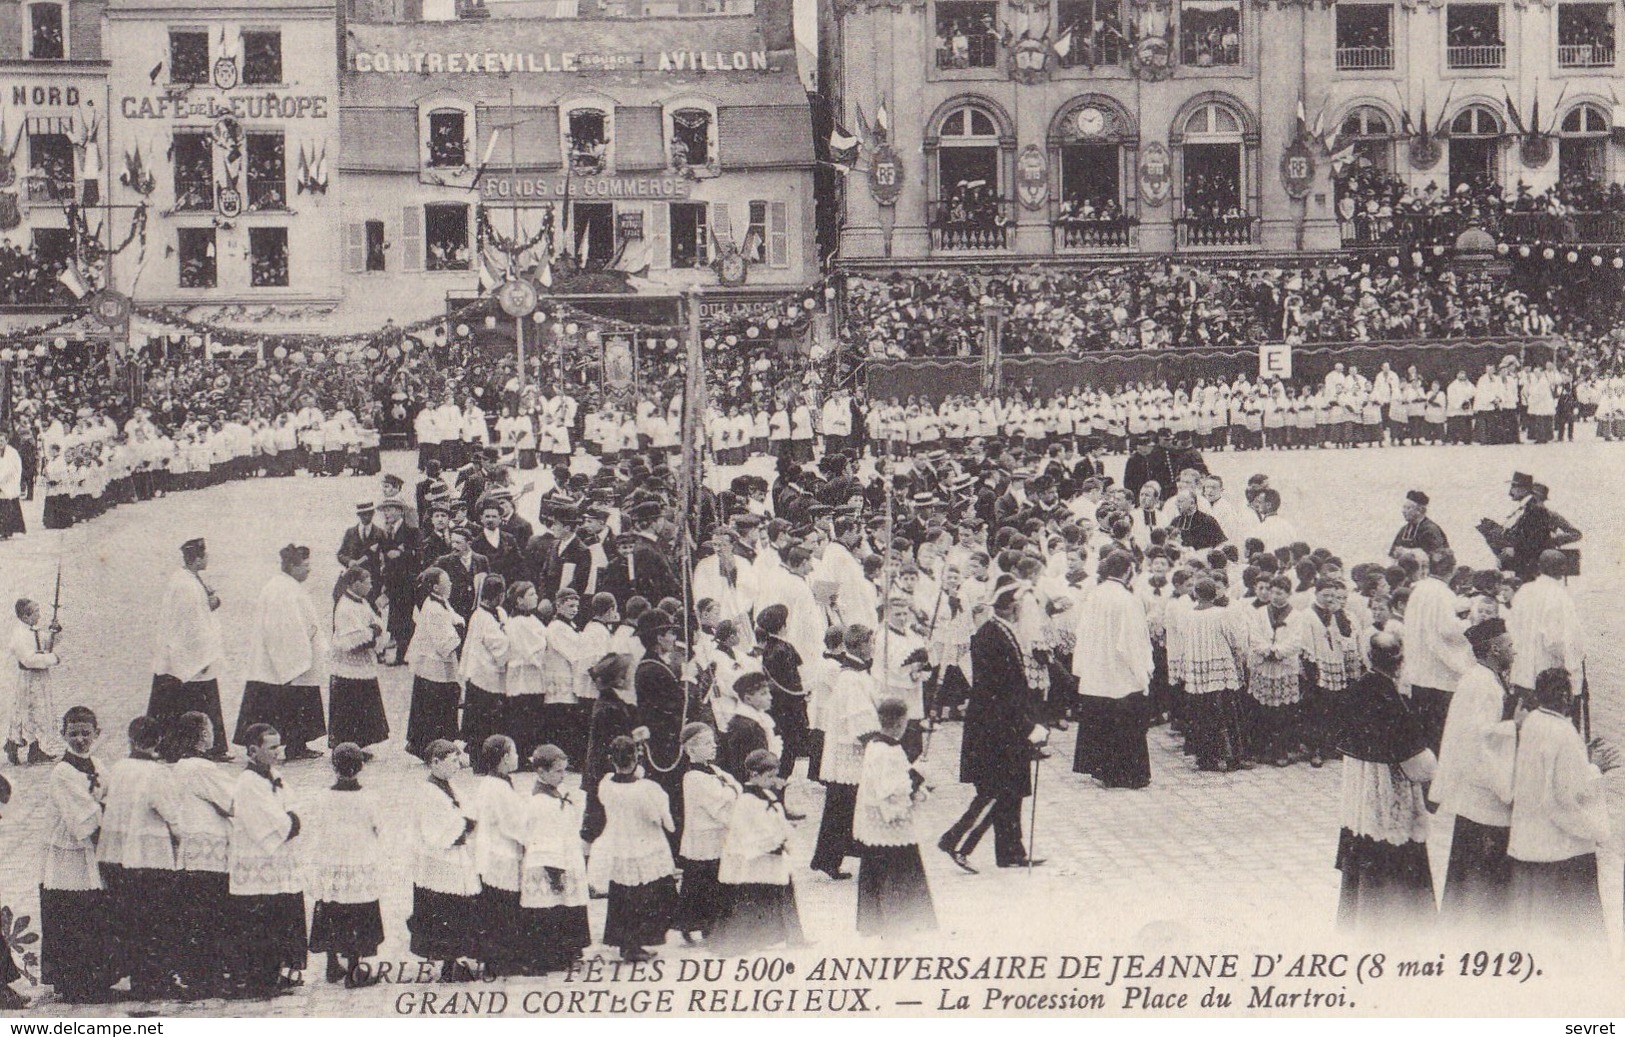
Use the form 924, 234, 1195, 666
1558, 102, 1610, 184
562, 104, 611, 175
669, 107, 714, 170
426, 107, 468, 168
1340, 105, 1394, 173
928, 100, 1012, 250
1447, 104, 1502, 189
1173, 98, 1257, 246
1050, 99, 1139, 251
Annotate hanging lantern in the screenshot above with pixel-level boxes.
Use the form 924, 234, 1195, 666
400, 338, 414, 353
1519, 245, 1531, 258
531, 311, 546, 325
33, 344, 46, 357
565, 322, 579, 335
0, 348, 12, 362
274, 345, 288, 359
1613, 257, 1623, 269
1387, 255, 1400, 268
824, 285, 836, 300
552, 322, 564, 336
1410, 251, 1423, 266
803, 297, 817, 310
484, 315, 498, 330
1496, 243, 1509, 256
1543, 248, 1555, 260
725, 335, 738, 346
387, 347, 401, 360
704, 337, 716, 349
766, 318, 779, 331
1431, 245, 1444, 257
1592, 254, 1603, 267
365, 347, 380, 360
187, 335, 201, 348
53, 336, 67, 349
455, 323, 470, 337
746, 326, 760, 339
665, 337, 678, 350
313, 351, 326, 364
1566, 251, 1579, 263
291, 350, 306, 364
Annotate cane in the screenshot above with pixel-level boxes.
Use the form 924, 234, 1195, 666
1028, 751, 1042, 877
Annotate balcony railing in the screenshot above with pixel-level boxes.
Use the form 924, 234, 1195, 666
1053, 219, 1138, 252
1335, 45, 1393, 69
1557, 42, 1615, 67
1340, 210, 1625, 248
1446, 44, 1505, 68
1176, 215, 1258, 248
1179, 37, 1242, 66
930, 201, 1014, 251
174, 177, 215, 212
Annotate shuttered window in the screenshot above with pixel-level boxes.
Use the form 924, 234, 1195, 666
401, 205, 423, 271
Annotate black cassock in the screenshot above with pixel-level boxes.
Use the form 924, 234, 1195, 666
759, 635, 809, 774
940, 619, 1038, 867
431, 550, 490, 619
377, 522, 422, 649
634, 656, 689, 848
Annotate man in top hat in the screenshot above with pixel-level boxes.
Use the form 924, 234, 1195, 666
938, 585, 1047, 872
1480, 472, 1554, 582
148, 537, 233, 759
379, 473, 418, 529
337, 502, 385, 596
233, 545, 328, 761
625, 499, 681, 607
376, 498, 421, 664
536, 504, 594, 600
1391, 489, 1449, 561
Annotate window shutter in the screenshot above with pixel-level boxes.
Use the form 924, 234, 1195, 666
345, 221, 365, 272
711, 201, 732, 248
769, 201, 789, 268
697, 204, 709, 265
401, 205, 423, 271
650, 201, 670, 270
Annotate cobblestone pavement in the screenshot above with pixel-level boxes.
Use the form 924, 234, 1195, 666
0, 438, 1621, 1016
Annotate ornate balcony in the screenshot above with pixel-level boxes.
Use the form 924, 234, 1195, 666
1175, 215, 1258, 249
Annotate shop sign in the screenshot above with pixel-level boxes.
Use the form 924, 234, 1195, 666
479, 174, 691, 202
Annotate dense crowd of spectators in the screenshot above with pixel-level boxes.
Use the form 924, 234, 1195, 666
1336, 171, 1625, 244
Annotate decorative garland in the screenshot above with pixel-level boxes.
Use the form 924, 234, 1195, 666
476, 205, 554, 259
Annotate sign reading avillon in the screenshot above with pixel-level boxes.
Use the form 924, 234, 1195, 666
351, 50, 770, 74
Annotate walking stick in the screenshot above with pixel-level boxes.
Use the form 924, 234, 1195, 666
1027, 751, 1042, 877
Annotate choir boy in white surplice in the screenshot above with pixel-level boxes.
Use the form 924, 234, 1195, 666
229, 723, 308, 995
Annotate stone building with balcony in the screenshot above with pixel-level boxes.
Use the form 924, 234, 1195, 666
0, 0, 109, 306
1308, 0, 1625, 251
104, 0, 341, 314
831, 0, 1345, 261
335, 0, 818, 330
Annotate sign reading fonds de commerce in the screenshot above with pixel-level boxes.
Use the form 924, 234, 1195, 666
352, 50, 770, 74
480, 174, 691, 202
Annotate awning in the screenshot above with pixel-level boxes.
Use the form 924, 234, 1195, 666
338, 108, 419, 172
719, 105, 815, 170
614, 105, 667, 171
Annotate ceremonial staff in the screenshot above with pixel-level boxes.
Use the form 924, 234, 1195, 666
45, 558, 63, 652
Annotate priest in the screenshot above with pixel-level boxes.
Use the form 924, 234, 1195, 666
1071, 550, 1154, 790
1398, 548, 1474, 754
1431, 618, 1518, 930
233, 545, 329, 761
148, 538, 233, 761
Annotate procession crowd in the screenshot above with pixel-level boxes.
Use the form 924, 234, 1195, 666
4, 375, 1624, 1007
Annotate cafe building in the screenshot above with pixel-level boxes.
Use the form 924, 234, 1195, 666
104, 0, 341, 315
337, 1, 818, 330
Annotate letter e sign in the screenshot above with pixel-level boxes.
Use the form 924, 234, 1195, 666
1258, 343, 1292, 381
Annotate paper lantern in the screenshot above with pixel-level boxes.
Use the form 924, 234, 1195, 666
565, 322, 579, 335
455, 324, 470, 337
1431, 245, 1444, 257
33, 344, 46, 357
53, 336, 67, 349
365, 347, 380, 360
531, 311, 546, 324
274, 346, 288, 359
704, 337, 717, 349
1410, 251, 1423, 266
725, 335, 738, 346
313, 351, 326, 364
804, 297, 817, 309
1592, 255, 1603, 267
387, 347, 401, 360
1543, 248, 1555, 260
552, 323, 564, 336
746, 326, 760, 339
1496, 243, 1509, 255
824, 285, 836, 300
0, 348, 12, 362
484, 316, 498, 330
1613, 257, 1622, 269
665, 337, 678, 350
766, 318, 779, 331
400, 339, 413, 353
1387, 255, 1400, 268
1567, 251, 1579, 263
1519, 245, 1530, 258
291, 350, 306, 364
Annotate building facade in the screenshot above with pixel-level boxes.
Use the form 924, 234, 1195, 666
0, 0, 108, 303
105, 0, 340, 311
337, 0, 818, 331
832, 0, 1625, 262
